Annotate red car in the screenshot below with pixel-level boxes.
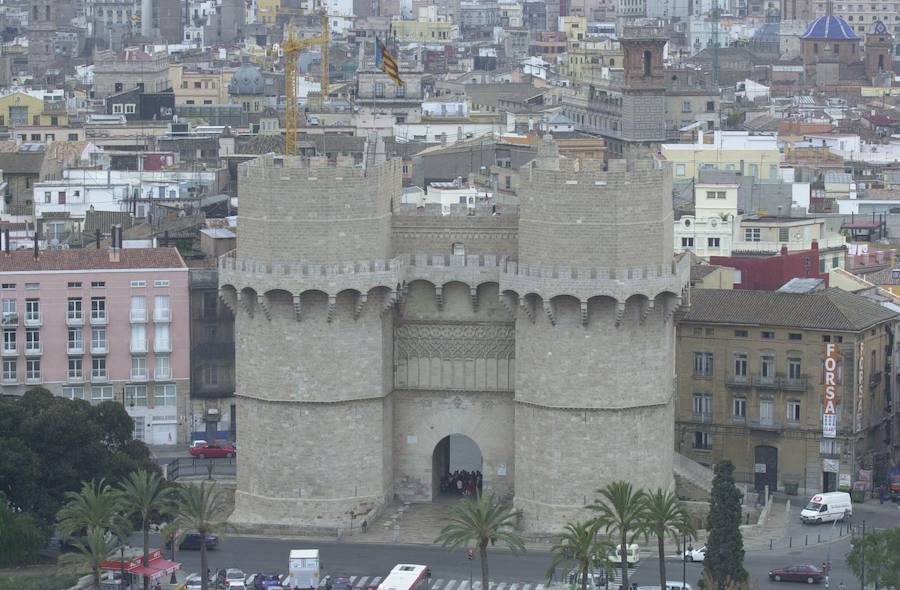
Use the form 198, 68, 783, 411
189, 442, 236, 459
768, 565, 825, 584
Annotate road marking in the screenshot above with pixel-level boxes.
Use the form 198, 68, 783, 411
508, 584, 518, 590
444, 581, 457, 590
496, 583, 506, 590
534, 584, 543, 590
458, 581, 469, 590
350, 577, 359, 586
371, 577, 383, 586
473, 583, 482, 590
357, 577, 369, 588
432, 579, 445, 590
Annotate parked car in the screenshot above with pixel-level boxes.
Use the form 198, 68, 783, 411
172, 533, 219, 550
190, 441, 236, 459
322, 575, 353, 590
768, 565, 825, 584
249, 573, 284, 590
682, 546, 706, 562
565, 570, 607, 588
228, 582, 248, 590
185, 574, 204, 590
221, 569, 246, 585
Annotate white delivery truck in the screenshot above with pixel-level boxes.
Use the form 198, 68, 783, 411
800, 492, 852, 524
286, 549, 320, 589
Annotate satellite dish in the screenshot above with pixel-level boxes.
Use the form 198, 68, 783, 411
50, 238, 59, 247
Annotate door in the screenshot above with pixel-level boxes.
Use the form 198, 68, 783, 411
58, 191, 65, 204
754, 445, 778, 493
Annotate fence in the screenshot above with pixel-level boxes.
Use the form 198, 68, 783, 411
166, 456, 237, 481
755, 518, 888, 553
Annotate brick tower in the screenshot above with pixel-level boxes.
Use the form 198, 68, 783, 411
618, 25, 668, 159
865, 20, 893, 81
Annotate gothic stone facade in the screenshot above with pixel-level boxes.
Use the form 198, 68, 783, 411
219, 142, 689, 533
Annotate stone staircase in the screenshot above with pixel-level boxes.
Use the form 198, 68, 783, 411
673, 452, 715, 501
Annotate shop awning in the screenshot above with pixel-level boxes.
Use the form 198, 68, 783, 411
131, 558, 180, 579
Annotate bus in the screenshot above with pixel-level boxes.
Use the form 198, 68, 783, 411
377, 565, 431, 590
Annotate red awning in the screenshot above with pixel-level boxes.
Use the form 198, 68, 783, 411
130, 559, 180, 579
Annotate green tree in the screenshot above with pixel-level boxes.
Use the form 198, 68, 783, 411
173, 482, 230, 590
846, 527, 900, 589
0, 493, 45, 567
546, 520, 613, 590
120, 470, 177, 590
589, 481, 647, 590
58, 526, 123, 590
642, 489, 695, 590
703, 461, 747, 589
57, 479, 127, 540
435, 494, 525, 590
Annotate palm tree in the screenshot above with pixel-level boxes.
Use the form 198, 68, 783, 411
58, 526, 123, 590
173, 482, 230, 590
546, 520, 613, 590
641, 489, 695, 590
589, 481, 647, 590
435, 494, 525, 590
120, 470, 177, 590
57, 479, 127, 540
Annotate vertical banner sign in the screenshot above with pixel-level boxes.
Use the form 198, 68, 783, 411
823, 343, 839, 438
856, 341, 865, 434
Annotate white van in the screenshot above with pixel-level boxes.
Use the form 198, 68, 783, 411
608, 544, 640, 567
800, 492, 852, 524
636, 582, 693, 590
286, 549, 320, 589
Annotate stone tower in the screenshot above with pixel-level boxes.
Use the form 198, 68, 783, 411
865, 20, 892, 81
221, 154, 400, 528
510, 137, 687, 529
617, 26, 668, 159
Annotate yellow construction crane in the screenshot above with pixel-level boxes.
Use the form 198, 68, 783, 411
281, 11, 330, 155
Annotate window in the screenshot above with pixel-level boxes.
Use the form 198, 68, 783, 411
25, 329, 39, 353
112, 103, 124, 114
733, 398, 747, 418
760, 399, 774, 425
130, 296, 147, 322
3, 330, 15, 353
131, 324, 147, 353
155, 355, 171, 380
91, 298, 106, 321
745, 228, 761, 242
682, 100, 692, 113
693, 352, 714, 376
92, 357, 107, 380
749, 164, 758, 177
91, 328, 107, 352
1, 284, 14, 290
68, 298, 82, 321
734, 352, 748, 379
203, 365, 219, 385
25, 359, 40, 382
154, 280, 170, 288
681, 237, 694, 247
131, 356, 147, 381
154, 295, 171, 321
832, 257, 840, 269
779, 227, 790, 242
676, 164, 686, 176
396, 85, 405, 98
2, 359, 15, 382
693, 393, 712, 416
693, 431, 711, 450
62, 386, 84, 400
125, 385, 147, 407
91, 386, 113, 403
68, 358, 82, 381
706, 101, 715, 113
154, 324, 170, 352
68, 328, 83, 352
25, 299, 40, 323
130, 280, 146, 288
787, 401, 801, 422
91, 281, 105, 288
706, 191, 726, 199
788, 357, 802, 381
734, 330, 748, 337
24, 283, 38, 290
819, 258, 827, 274
820, 439, 840, 455
707, 238, 720, 248
760, 353, 776, 382
761, 331, 775, 340
374, 82, 385, 98
43, 191, 51, 203
154, 384, 176, 406
789, 333, 802, 341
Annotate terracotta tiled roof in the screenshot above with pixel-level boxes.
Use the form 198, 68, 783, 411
682, 287, 896, 331
0, 247, 186, 272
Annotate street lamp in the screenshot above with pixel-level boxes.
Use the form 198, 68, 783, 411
169, 528, 178, 585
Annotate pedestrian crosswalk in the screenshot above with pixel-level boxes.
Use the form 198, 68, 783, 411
346, 576, 551, 590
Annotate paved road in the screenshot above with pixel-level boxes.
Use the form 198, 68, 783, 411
139, 533, 859, 590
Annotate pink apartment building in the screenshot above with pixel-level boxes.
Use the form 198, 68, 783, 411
0, 245, 190, 445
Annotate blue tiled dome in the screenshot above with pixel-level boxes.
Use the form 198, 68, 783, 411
800, 15, 860, 40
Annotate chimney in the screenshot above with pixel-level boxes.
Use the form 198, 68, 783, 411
109, 225, 121, 263
33, 231, 39, 261
95, 229, 101, 249
3, 229, 8, 257
163, 230, 169, 248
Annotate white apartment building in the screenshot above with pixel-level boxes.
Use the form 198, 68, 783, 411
675, 182, 740, 258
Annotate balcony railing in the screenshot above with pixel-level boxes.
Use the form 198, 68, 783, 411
154, 368, 171, 380
726, 374, 751, 387
753, 374, 779, 389
130, 309, 147, 323
67, 313, 84, 327
90, 313, 108, 326
130, 371, 148, 382
91, 342, 108, 355
154, 308, 171, 322
131, 341, 148, 354
154, 341, 171, 353
781, 375, 808, 391
24, 344, 42, 356
24, 313, 41, 327
731, 235, 847, 254
90, 372, 107, 383
1, 313, 18, 327
2, 345, 16, 356
67, 372, 84, 383
692, 412, 713, 423
67, 343, 84, 355
749, 418, 782, 431
25, 375, 41, 384
2, 376, 16, 385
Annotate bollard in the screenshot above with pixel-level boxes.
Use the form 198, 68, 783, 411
818, 534, 821, 543
770, 539, 773, 550
805, 534, 808, 546
789, 537, 792, 548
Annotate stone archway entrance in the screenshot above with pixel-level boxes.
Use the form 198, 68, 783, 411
432, 434, 483, 499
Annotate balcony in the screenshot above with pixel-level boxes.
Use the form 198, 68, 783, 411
2, 376, 16, 385
67, 372, 84, 384
153, 308, 171, 323
90, 313, 108, 326
25, 375, 41, 384
1, 312, 18, 327
781, 375, 808, 391
749, 419, 783, 431
130, 341, 148, 354
692, 412, 713, 423
90, 372, 108, 383
24, 344, 42, 356
726, 374, 751, 388
2, 345, 16, 357
870, 371, 882, 388
67, 343, 84, 355
90, 342, 108, 355
154, 368, 171, 381
67, 313, 84, 327
24, 313, 41, 327
753, 374, 779, 389
130, 371, 148, 382
130, 309, 147, 323
154, 340, 171, 353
